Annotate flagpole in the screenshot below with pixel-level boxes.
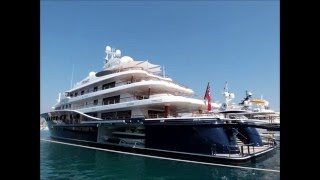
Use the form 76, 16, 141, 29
204, 82, 212, 112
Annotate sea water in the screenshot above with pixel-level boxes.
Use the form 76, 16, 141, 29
40, 130, 280, 179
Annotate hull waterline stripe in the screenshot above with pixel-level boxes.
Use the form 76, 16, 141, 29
40, 139, 279, 173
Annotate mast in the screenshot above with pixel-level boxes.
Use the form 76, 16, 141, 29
70, 64, 74, 89
224, 81, 228, 93
163, 65, 165, 78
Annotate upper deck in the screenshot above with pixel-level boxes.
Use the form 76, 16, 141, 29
53, 46, 200, 113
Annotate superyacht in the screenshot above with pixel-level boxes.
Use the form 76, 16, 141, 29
40, 46, 277, 164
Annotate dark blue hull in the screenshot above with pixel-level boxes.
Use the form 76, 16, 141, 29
42, 113, 276, 164
145, 122, 239, 155
49, 124, 98, 142
48, 135, 276, 165
46, 119, 265, 154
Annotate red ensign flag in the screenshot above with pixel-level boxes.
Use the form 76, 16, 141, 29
204, 82, 212, 111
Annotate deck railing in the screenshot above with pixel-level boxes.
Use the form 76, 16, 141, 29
210, 135, 277, 158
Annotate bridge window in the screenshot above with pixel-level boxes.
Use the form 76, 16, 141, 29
101, 110, 131, 119
93, 99, 98, 105
148, 110, 164, 118
103, 95, 120, 105
102, 82, 115, 90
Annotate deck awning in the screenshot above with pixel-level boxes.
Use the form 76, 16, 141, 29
118, 60, 161, 73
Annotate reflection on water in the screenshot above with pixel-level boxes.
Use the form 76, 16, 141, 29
40, 130, 280, 179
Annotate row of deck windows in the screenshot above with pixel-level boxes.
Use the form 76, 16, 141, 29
45, 114, 80, 121
56, 95, 120, 110
103, 95, 120, 105
69, 82, 115, 98
55, 104, 71, 110
101, 110, 131, 119
102, 82, 115, 90
45, 110, 131, 122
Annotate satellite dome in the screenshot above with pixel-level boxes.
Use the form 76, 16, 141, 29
115, 49, 121, 57
105, 46, 111, 53
120, 56, 134, 63
229, 93, 235, 99
89, 72, 96, 76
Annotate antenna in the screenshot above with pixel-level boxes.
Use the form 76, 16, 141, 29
224, 81, 228, 92
147, 59, 149, 69
58, 93, 61, 103
163, 65, 165, 77
112, 48, 116, 58
70, 64, 75, 89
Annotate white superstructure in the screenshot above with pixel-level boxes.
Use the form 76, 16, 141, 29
53, 46, 220, 119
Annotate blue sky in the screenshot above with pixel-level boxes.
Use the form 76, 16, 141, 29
40, 1, 279, 113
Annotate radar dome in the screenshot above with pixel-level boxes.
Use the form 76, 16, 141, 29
115, 49, 121, 57
89, 72, 96, 76
120, 56, 134, 63
105, 46, 111, 53
229, 93, 235, 99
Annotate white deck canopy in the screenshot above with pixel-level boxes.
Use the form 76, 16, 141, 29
103, 55, 161, 74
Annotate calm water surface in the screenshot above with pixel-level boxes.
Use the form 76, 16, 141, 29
40, 130, 280, 179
